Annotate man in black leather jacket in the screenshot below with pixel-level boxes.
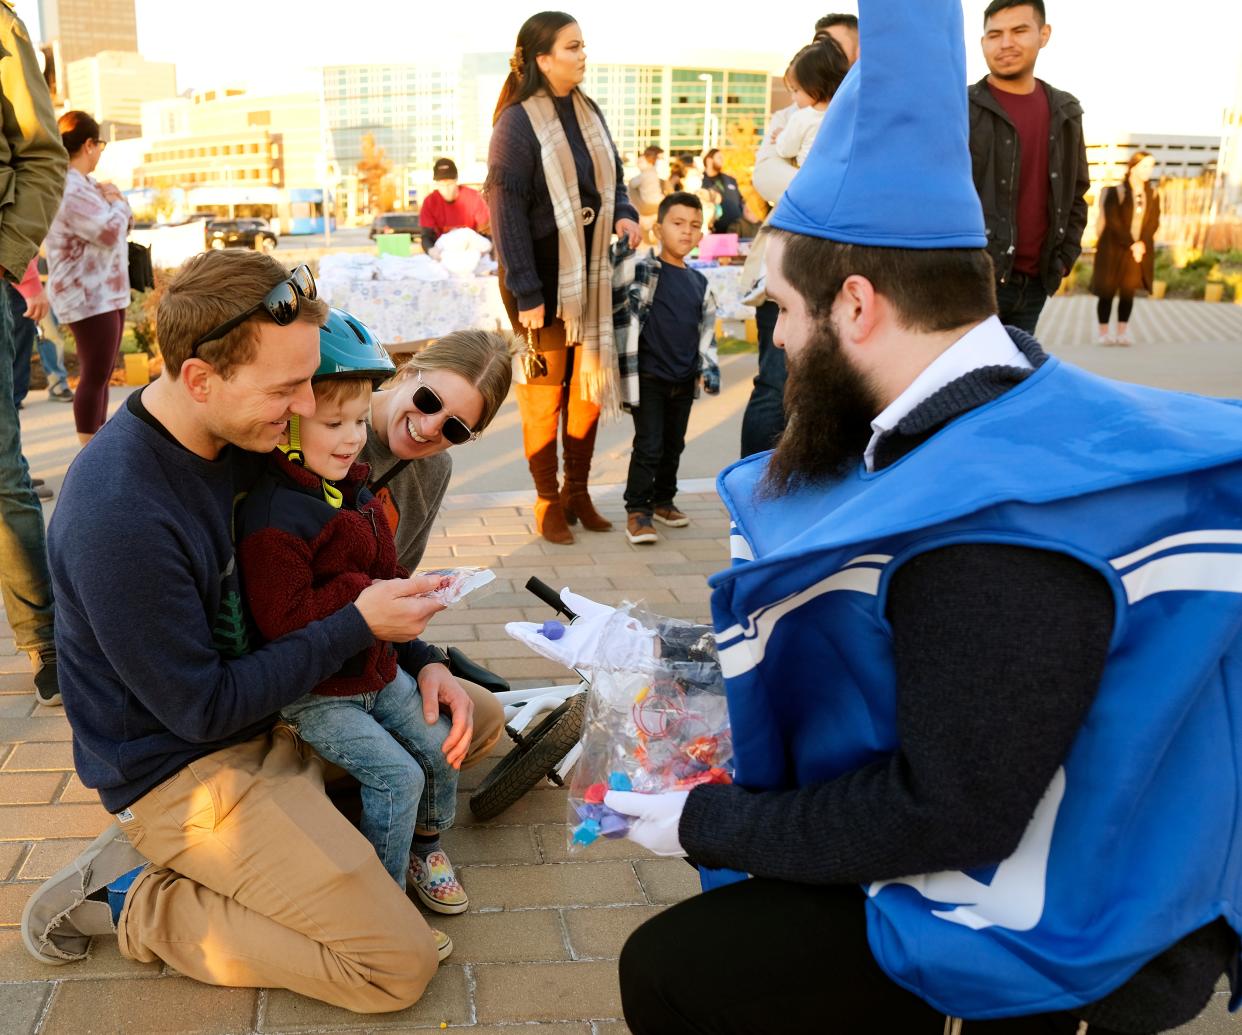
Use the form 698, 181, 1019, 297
968, 0, 1089, 333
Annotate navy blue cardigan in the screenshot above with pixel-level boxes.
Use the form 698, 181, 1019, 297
486, 95, 638, 311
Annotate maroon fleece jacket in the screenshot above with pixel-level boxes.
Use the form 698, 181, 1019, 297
236, 451, 436, 697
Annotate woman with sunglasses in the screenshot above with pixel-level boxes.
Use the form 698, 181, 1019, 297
362, 329, 515, 572
487, 11, 642, 545
45, 111, 132, 445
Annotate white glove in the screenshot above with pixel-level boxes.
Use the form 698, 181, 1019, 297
604, 790, 689, 857
505, 589, 653, 672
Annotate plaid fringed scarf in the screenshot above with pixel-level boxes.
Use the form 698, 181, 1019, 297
521, 90, 619, 416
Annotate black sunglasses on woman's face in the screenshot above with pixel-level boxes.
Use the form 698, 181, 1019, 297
190, 264, 317, 356
412, 372, 479, 445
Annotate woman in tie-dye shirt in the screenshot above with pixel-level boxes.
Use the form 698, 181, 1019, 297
45, 111, 131, 445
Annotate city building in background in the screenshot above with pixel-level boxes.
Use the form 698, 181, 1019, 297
322, 55, 508, 222
322, 55, 771, 225
65, 51, 176, 140
582, 64, 771, 162
38, 0, 138, 104
130, 88, 328, 234
1086, 133, 1220, 187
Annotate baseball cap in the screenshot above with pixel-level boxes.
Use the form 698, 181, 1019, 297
433, 158, 458, 181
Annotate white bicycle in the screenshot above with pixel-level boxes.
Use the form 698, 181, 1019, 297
457, 578, 588, 820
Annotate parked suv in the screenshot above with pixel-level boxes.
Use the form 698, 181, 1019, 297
208, 218, 278, 252
369, 212, 421, 238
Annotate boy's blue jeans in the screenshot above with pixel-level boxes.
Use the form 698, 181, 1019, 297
281, 665, 457, 890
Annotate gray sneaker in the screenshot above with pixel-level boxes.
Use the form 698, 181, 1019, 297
21, 821, 147, 964
29, 646, 60, 707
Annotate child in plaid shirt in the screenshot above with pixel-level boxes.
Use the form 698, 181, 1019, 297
612, 192, 720, 545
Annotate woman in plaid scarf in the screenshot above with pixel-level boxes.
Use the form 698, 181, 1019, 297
486, 11, 641, 545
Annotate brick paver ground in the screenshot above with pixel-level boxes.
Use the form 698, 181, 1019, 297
1, 295, 1240, 1032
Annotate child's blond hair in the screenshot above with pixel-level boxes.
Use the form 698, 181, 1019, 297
311, 376, 373, 409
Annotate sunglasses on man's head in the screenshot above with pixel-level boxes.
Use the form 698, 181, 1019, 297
412, 372, 479, 445
190, 264, 317, 356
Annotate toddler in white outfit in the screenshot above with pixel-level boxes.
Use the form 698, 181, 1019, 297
772, 40, 849, 168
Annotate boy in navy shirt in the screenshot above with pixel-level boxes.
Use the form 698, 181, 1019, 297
614, 193, 720, 544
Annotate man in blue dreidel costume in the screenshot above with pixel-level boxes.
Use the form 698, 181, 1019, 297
606, 1, 1242, 1031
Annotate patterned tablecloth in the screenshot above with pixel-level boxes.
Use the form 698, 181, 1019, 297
698, 264, 750, 320
320, 263, 751, 346
319, 275, 508, 347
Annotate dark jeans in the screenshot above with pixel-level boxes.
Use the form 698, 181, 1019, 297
1096, 294, 1135, 325
995, 275, 1049, 336
0, 296, 54, 651
739, 299, 785, 458
624, 374, 696, 514
5, 283, 35, 405
620, 878, 1127, 1035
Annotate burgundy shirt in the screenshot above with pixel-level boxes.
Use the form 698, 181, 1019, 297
988, 80, 1050, 278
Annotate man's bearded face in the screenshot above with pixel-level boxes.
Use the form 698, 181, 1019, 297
762, 309, 880, 496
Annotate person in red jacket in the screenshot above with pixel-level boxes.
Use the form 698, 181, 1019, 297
418, 158, 490, 253
236, 310, 499, 960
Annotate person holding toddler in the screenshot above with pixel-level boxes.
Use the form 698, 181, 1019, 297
775, 42, 850, 169
236, 315, 512, 961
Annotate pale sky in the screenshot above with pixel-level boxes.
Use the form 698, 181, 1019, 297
14, 0, 1242, 139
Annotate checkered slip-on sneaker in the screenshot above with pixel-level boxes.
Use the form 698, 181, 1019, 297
432, 927, 453, 962
408, 849, 469, 915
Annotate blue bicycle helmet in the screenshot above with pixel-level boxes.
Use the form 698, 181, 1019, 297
279, 309, 395, 503
315, 307, 395, 384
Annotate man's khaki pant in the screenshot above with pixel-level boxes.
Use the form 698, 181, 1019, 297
116, 680, 505, 1013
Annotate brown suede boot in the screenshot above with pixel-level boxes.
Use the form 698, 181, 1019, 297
560, 387, 613, 532
534, 497, 574, 545
516, 382, 575, 545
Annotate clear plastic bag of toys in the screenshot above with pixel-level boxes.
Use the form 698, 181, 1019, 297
567, 603, 732, 850
416, 567, 497, 607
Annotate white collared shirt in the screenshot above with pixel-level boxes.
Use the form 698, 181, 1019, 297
863, 315, 1033, 471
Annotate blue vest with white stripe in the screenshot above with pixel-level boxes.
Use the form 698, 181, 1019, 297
705, 355, 1242, 1019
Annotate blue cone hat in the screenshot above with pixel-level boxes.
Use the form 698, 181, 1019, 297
771, 0, 987, 249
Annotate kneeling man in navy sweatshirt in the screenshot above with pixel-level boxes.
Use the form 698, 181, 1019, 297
21, 250, 470, 1014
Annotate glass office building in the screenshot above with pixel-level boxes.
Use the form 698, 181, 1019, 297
583, 65, 771, 162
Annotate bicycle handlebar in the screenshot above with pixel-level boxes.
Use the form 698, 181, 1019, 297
525, 577, 579, 622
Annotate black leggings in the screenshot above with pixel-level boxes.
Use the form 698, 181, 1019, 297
620, 878, 1124, 1034
69, 307, 125, 434
1096, 293, 1134, 326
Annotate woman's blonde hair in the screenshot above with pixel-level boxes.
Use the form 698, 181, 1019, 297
394, 330, 516, 432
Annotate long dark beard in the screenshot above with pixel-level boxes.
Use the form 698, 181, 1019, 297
760, 320, 880, 498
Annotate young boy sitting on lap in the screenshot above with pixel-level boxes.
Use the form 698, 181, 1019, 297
615, 192, 721, 545
236, 309, 467, 959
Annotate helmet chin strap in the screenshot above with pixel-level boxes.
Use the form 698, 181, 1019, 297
277, 415, 344, 509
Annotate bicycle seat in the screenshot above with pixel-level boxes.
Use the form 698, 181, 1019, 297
446, 646, 510, 695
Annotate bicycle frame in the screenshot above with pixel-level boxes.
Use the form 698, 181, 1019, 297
493, 680, 587, 783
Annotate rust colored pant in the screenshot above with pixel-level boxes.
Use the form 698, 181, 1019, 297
513, 347, 602, 499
